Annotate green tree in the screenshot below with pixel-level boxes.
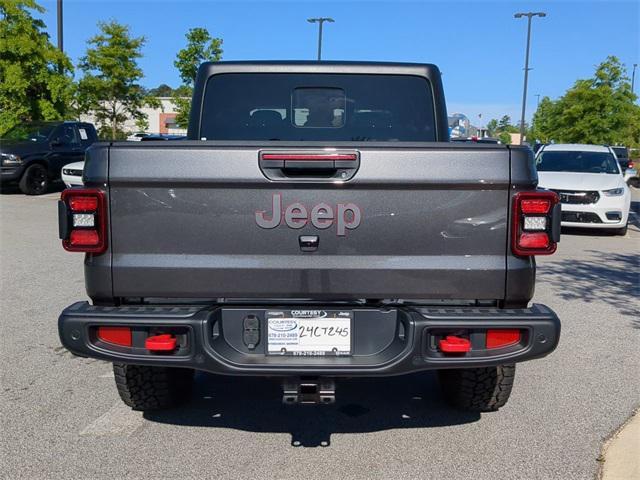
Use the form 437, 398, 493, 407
135, 115, 149, 133
485, 115, 519, 141
148, 83, 174, 97
173, 27, 223, 128
485, 119, 498, 137
498, 115, 512, 131
77, 20, 159, 140
531, 56, 640, 146
529, 96, 557, 143
498, 132, 512, 145
0, 0, 75, 135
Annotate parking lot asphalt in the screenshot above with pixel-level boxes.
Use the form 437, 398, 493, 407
1, 188, 639, 480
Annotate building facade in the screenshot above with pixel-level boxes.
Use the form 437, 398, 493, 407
80, 97, 187, 136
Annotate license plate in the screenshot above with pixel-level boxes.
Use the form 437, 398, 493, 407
267, 310, 352, 356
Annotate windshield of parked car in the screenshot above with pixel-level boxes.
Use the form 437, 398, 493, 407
1, 123, 57, 142
536, 150, 620, 174
200, 73, 436, 141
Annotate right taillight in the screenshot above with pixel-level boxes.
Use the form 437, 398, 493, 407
512, 190, 560, 256
59, 189, 107, 254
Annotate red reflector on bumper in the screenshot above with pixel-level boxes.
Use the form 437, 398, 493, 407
145, 334, 177, 352
97, 326, 132, 347
439, 335, 471, 353
518, 232, 550, 249
70, 229, 100, 246
486, 329, 521, 349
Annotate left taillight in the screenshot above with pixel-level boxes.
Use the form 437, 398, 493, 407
59, 189, 107, 254
511, 190, 560, 256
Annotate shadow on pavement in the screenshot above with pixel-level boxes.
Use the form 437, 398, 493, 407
0, 181, 65, 195
144, 372, 480, 447
538, 251, 640, 322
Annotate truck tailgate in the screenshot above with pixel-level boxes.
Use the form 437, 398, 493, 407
108, 144, 510, 301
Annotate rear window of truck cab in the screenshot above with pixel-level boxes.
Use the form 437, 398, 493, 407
199, 73, 436, 142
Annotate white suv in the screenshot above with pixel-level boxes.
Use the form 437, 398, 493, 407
535, 144, 631, 235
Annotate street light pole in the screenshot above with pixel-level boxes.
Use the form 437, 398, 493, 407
632, 63, 638, 95
57, 0, 63, 52
514, 11, 546, 144
535, 94, 541, 107
307, 17, 334, 61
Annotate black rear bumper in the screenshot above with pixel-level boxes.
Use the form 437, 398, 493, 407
58, 302, 560, 376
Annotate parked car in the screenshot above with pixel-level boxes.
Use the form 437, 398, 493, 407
532, 143, 545, 155
0, 121, 97, 195
610, 146, 638, 187
139, 134, 186, 141
58, 61, 561, 413
451, 136, 501, 144
611, 146, 632, 171
126, 132, 152, 142
61, 161, 84, 188
536, 144, 631, 235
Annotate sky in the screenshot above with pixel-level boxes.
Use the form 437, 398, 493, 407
37, 0, 639, 125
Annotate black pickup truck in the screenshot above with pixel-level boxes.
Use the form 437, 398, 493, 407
0, 121, 97, 195
58, 62, 561, 412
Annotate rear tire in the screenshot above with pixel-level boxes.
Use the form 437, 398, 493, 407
113, 364, 194, 411
438, 364, 515, 412
18, 163, 49, 195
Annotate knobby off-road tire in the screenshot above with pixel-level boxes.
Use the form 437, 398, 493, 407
113, 364, 194, 411
438, 364, 516, 412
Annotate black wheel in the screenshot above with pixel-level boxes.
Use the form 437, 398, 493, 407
614, 224, 628, 236
113, 364, 194, 411
438, 364, 515, 412
18, 163, 49, 195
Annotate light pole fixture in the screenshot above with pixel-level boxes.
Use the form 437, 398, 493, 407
514, 11, 546, 144
307, 17, 334, 61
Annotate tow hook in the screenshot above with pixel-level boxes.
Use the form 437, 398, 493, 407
282, 377, 336, 405
145, 334, 177, 352
439, 335, 471, 354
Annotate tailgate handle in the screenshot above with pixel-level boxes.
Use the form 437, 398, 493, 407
259, 151, 360, 181
299, 235, 319, 252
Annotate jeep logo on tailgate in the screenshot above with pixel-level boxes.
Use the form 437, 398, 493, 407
255, 194, 361, 236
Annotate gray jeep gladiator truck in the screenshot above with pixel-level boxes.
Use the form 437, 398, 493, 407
58, 61, 561, 412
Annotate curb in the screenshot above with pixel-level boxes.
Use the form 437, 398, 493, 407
599, 409, 640, 480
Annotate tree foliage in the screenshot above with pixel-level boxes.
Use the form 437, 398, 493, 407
485, 115, 519, 143
0, 0, 75, 135
530, 56, 640, 147
528, 96, 557, 143
485, 119, 498, 137
148, 83, 174, 97
77, 21, 159, 140
174, 27, 223, 86
173, 27, 223, 128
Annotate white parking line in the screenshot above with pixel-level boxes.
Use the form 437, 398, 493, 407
80, 402, 144, 437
